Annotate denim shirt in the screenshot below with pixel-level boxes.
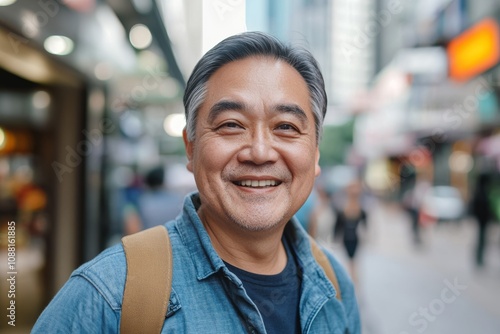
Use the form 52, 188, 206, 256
33, 193, 361, 333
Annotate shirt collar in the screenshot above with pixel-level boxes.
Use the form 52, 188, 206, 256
175, 192, 226, 280
175, 191, 335, 298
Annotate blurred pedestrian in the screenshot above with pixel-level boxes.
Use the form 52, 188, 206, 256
470, 173, 493, 267
334, 179, 367, 284
402, 177, 431, 246
123, 166, 183, 235
309, 184, 336, 245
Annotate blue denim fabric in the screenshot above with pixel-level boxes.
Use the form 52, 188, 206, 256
32, 193, 360, 333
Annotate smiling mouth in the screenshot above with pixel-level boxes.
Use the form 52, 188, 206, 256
234, 180, 281, 188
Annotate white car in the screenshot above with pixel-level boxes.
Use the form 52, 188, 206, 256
420, 186, 465, 222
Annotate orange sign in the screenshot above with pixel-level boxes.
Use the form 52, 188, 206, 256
448, 18, 500, 81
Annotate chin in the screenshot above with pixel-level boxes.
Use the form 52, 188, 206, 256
230, 213, 287, 233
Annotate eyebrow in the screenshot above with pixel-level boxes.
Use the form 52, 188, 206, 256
207, 100, 309, 124
274, 104, 308, 124
208, 100, 245, 123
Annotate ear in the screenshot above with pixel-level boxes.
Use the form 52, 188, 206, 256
314, 147, 321, 177
183, 128, 194, 173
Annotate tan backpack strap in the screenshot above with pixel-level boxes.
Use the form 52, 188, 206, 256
310, 237, 342, 301
120, 225, 173, 334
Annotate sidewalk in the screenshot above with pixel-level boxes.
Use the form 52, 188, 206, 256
347, 200, 500, 334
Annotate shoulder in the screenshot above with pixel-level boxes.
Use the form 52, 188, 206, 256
72, 243, 127, 310
32, 245, 126, 333
336, 211, 346, 221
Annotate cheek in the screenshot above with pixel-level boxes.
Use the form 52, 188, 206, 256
288, 145, 318, 172
192, 140, 232, 175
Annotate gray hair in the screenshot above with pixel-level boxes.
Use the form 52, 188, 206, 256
183, 31, 327, 144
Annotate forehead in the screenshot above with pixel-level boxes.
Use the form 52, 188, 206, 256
203, 56, 311, 109
209, 55, 305, 83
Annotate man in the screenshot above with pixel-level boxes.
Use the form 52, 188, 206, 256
33, 32, 360, 333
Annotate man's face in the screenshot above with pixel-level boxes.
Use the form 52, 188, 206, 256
184, 56, 320, 232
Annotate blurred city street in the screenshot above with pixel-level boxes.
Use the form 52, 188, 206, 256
331, 200, 500, 334
2, 0, 500, 332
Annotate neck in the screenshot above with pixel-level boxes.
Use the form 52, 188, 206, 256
199, 211, 288, 275
344, 197, 360, 217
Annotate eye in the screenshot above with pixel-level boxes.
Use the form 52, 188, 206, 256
214, 121, 244, 133
276, 123, 299, 132
219, 122, 242, 129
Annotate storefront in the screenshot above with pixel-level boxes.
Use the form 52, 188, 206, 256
0, 1, 187, 330
0, 22, 87, 329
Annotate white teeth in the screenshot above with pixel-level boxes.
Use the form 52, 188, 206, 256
238, 180, 278, 187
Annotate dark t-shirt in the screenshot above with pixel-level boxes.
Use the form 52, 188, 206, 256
224, 236, 302, 334
334, 210, 367, 242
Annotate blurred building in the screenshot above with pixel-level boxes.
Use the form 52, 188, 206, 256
247, 0, 377, 119
354, 0, 500, 206
247, 0, 333, 98
0, 0, 188, 330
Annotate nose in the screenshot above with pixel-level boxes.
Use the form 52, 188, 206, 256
237, 127, 279, 165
